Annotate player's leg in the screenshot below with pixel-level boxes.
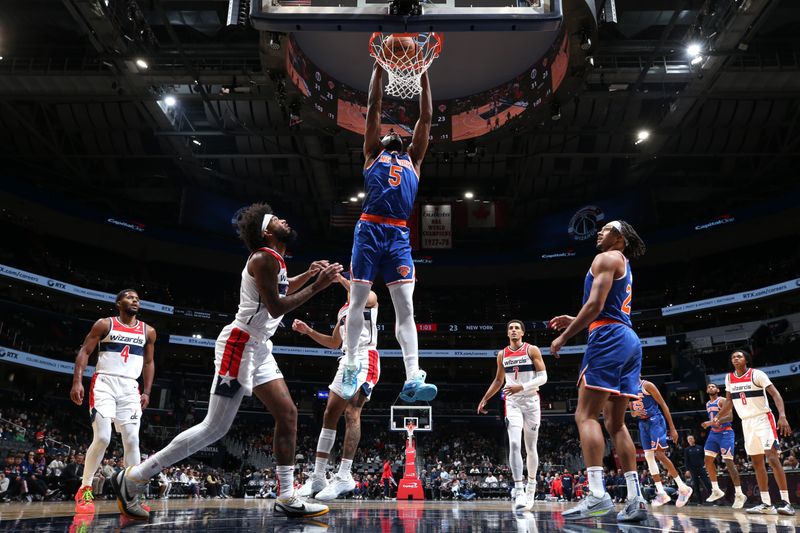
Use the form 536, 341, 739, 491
604, 396, 641, 502
522, 397, 540, 511
299, 392, 347, 497
704, 449, 725, 502
765, 447, 793, 514
343, 221, 379, 374
77, 411, 112, 513
506, 403, 526, 510
316, 392, 368, 501
749, 453, 773, 512
653, 445, 692, 506
721, 428, 746, 508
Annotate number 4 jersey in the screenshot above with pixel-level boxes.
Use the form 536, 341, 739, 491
363, 149, 418, 221
96, 317, 147, 379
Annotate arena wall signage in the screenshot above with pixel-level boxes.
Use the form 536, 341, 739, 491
661, 278, 800, 316
706, 361, 800, 385
0, 263, 174, 315
0, 346, 95, 377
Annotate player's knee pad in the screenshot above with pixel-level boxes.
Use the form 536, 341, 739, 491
644, 450, 659, 474
317, 428, 336, 454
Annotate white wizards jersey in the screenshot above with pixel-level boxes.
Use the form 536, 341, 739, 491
338, 303, 378, 354
726, 368, 774, 419
96, 317, 147, 379
502, 342, 538, 398
234, 247, 288, 339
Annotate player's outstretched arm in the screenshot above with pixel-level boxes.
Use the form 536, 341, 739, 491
550, 252, 621, 356
714, 391, 735, 424
645, 381, 678, 443
408, 71, 432, 170
478, 351, 506, 413
292, 319, 342, 350
287, 260, 330, 295
71, 319, 110, 406
363, 62, 384, 162
251, 251, 342, 317
765, 384, 792, 436
141, 325, 156, 409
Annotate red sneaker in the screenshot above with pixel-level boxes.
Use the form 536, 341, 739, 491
74, 485, 95, 514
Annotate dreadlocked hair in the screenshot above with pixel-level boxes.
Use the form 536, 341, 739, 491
237, 202, 274, 252
615, 220, 646, 259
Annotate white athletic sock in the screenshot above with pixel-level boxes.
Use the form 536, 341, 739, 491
388, 282, 419, 378
276, 465, 294, 498
587, 466, 604, 498
760, 491, 771, 505
624, 471, 641, 500
735, 485, 743, 495
711, 481, 720, 491
313, 458, 328, 478
344, 283, 371, 366
655, 481, 664, 494
779, 490, 789, 502
675, 476, 687, 490
514, 480, 524, 490
128, 387, 244, 483
338, 459, 353, 477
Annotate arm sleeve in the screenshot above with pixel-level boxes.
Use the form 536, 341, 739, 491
522, 371, 548, 392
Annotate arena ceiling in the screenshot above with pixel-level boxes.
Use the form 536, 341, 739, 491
0, 0, 798, 240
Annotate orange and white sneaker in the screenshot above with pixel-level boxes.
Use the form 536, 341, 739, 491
74, 485, 95, 514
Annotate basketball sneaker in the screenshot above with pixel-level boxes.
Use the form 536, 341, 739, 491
340, 362, 362, 400
617, 496, 648, 522
111, 466, 149, 520
523, 483, 536, 511
314, 474, 356, 501
732, 492, 746, 509
675, 485, 693, 508
140, 494, 151, 513
746, 502, 777, 515
274, 491, 329, 518
651, 491, 671, 507
298, 475, 328, 498
706, 487, 726, 503
561, 492, 614, 520
513, 487, 527, 510
775, 500, 795, 516
74, 485, 95, 515
399, 370, 438, 402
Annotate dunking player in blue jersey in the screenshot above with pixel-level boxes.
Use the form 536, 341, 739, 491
341, 62, 437, 403
702, 383, 746, 508
548, 220, 647, 522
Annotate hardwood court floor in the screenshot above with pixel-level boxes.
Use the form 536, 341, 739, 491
0, 498, 797, 532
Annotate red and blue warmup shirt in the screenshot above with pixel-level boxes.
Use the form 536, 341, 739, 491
362, 149, 418, 221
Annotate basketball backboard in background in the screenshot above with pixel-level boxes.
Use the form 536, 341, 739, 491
390, 405, 432, 432
252, 0, 561, 33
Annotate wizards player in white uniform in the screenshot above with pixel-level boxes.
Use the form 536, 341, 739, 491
549, 220, 648, 522
714, 349, 794, 515
293, 275, 380, 501
701, 382, 746, 507
111, 203, 342, 521
341, 62, 436, 403
70, 289, 155, 515
630, 379, 692, 507
478, 320, 546, 512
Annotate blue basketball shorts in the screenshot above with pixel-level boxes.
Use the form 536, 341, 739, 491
350, 220, 414, 285
704, 429, 735, 459
639, 414, 669, 451
578, 323, 642, 398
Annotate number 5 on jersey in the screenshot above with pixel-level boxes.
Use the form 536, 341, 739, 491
388, 165, 402, 187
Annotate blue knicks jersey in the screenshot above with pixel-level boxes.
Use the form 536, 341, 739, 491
632, 381, 663, 419
362, 150, 418, 221
583, 254, 633, 327
706, 398, 732, 432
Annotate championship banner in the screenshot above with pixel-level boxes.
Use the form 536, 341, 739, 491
420, 204, 452, 249
0, 346, 95, 377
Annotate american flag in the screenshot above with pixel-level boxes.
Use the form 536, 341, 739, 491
329, 202, 362, 228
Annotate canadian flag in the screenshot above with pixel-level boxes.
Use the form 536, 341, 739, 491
468, 202, 495, 228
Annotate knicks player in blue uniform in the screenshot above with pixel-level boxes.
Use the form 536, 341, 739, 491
548, 220, 647, 521
341, 61, 437, 403
701, 382, 746, 508
630, 378, 693, 507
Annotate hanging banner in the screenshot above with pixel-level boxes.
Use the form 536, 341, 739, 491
420, 204, 452, 249
0, 346, 95, 377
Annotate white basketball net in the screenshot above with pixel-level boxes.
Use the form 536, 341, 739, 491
369, 32, 442, 100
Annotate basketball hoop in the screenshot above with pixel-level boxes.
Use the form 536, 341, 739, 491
405, 422, 417, 440
369, 32, 443, 100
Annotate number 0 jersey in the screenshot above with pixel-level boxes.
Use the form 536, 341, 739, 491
502, 343, 540, 398
337, 303, 378, 355
96, 317, 147, 379
725, 368, 773, 419
363, 149, 418, 221
583, 252, 633, 327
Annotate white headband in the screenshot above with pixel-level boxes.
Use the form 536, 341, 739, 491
608, 220, 628, 245
261, 214, 274, 233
